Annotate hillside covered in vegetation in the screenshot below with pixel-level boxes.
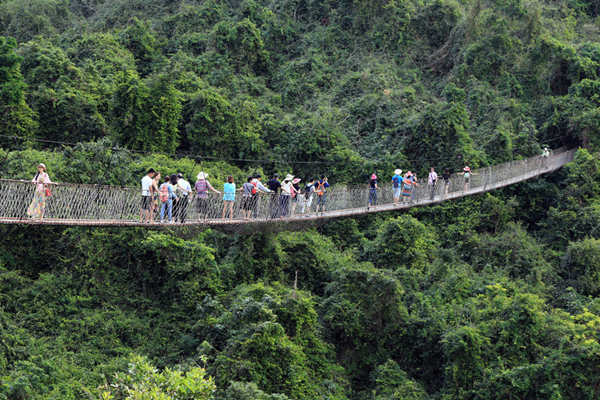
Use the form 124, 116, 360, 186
1, 0, 600, 398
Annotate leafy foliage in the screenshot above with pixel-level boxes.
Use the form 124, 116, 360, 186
1, 0, 600, 398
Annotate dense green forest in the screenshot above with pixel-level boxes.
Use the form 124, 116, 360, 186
1, 0, 600, 398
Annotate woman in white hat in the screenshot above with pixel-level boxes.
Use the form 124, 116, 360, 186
27, 163, 52, 219
279, 174, 294, 218
194, 172, 220, 220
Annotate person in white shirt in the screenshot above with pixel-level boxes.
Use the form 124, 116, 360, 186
174, 172, 192, 223
428, 167, 438, 200
140, 168, 156, 223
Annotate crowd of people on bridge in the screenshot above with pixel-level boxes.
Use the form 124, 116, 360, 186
136, 164, 479, 223
23, 147, 554, 221
139, 169, 332, 223
23, 161, 481, 222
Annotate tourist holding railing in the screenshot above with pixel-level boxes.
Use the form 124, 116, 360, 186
222, 176, 236, 219
150, 172, 161, 223
159, 175, 177, 223
174, 172, 192, 223
195, 172, 220, 220
140, 168, 156, 223
280, 174, 294, 218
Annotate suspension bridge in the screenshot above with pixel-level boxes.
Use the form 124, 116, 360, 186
0, 148, 576, 228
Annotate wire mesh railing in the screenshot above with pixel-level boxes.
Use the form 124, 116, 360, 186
0, 149, 576, 226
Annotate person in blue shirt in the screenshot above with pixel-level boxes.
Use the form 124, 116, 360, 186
392, 169, 403, 205
222, 175, 236, 219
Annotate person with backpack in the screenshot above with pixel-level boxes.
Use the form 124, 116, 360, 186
368, 173, 378, 209
401, 171, 417, 202
159, 175, 177, 223
250, 174, 271, 218
392, 169, 403, 205
315, 176, 330, 213
194, 171, 220, 220
428, 167, 438, 200
241, 176, 257, 220
301, 178, 315, 214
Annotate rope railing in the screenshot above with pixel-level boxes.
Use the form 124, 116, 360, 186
0, 149, 576, 226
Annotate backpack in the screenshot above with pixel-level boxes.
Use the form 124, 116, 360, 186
304, 184, 313, 200
159, 184, 169, 202
316, 181, 325, 196
251, 180, 258, 195
392, 176, 400, 188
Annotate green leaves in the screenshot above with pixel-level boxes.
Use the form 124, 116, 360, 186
104, 354, 215, 400
0, 36, 37, 145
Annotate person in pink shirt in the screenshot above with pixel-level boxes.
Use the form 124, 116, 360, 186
27, 163, 52, 219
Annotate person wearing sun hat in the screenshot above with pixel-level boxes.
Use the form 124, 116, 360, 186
194, 171, 220, 220
392, 168, 403, 205
279, 174, 294, 217
27, 163, 52, 219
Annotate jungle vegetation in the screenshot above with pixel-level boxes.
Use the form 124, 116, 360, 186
1, 0, 600, 398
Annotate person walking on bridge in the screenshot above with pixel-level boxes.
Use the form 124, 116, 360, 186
428, 167, 438, 200
392, 169, 403, 205
251, 174, 271, 217
401, 171, 417, 202
315, 176, 330, 213
242, 177, 257, 220
368, 173, 378, 209
222, 176, 236, 219
302, 178, 315, 214
174, 172, 191, 223
27, 163, 52, 220
139, 168, 156, 223
280, 174, 294, 217
150, 172, 161, 223
461, 166, 472, 191
195, 172, 220, 220
267, 174, 281, 218
159, 175, 177, 223
442, 169, 451, 197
